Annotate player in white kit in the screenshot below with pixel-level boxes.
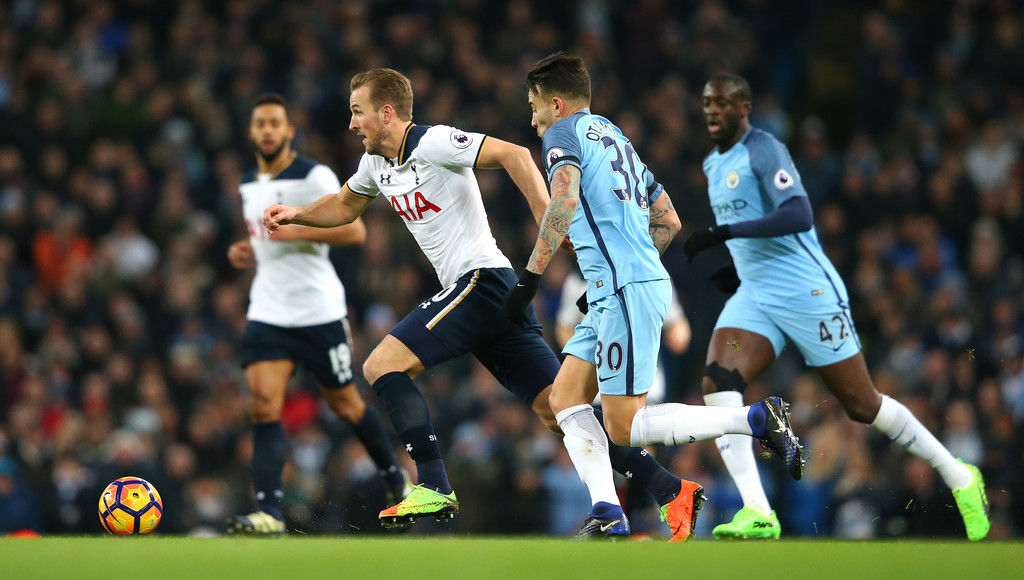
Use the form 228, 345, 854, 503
227, 94, 408, 535
263, 70, 706, 538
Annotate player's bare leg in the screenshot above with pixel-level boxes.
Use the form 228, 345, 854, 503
363, 335, 458, 527
229, 359, 293, 535
817, 353, 990, 540
320, 383, 411, 505
531, 384, 559, 432
702, 328, 781, 539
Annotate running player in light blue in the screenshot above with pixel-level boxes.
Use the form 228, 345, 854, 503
503, 54, 804, 540
686, 73, 989, 541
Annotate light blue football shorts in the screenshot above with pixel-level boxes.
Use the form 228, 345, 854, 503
563, 279, 671, 396
715, 285, 862, 367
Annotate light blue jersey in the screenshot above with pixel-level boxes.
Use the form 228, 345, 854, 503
546, 109, 670, 395
543, 110, 668, 303
705, 127, 861, 366
703, 127, 846, 307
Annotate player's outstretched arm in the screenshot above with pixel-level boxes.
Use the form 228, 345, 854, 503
269, 219, 367, 246
474, 137, 549, 226
501, 163, 581, 326
263, 183, 373, 232
682, 195, 813, 261
529, 163, 580, 274
648, 190, 682, 255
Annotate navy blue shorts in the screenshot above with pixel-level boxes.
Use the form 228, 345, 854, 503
241, 319, 355, 390
390, 267, 560, 404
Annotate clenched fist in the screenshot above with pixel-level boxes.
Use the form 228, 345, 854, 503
227, 240, 254, 268
263, 204, 300, 232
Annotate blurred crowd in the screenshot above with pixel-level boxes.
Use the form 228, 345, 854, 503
0, 0, 1022, 538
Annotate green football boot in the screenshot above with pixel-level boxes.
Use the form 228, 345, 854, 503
712, 506, 781, 540
378, 484, 458, 529
952, 460, 990, 541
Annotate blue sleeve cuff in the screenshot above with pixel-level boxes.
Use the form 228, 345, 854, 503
647, 182, 664, 204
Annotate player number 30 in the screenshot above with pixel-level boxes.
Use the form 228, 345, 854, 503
595, 340, 623, 371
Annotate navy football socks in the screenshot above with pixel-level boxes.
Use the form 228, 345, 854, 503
371, 371, 452, 495
594, 406, 681, 506
747, 402, 767, 438
251, 420, 288, 520
349, 405, 404, 488
591, 501, 625, 518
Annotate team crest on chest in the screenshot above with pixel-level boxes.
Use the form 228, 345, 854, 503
726, 170, 740, 189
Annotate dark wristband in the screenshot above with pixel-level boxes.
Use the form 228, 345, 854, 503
518, 270, 542, 288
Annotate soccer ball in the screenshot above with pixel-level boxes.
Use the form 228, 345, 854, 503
98, 476, 163, 534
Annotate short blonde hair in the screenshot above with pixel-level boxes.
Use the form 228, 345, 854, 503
350, 68, 414, 120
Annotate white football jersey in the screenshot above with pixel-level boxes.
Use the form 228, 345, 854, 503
240, 155, 348, 326
346, 124, 511, 288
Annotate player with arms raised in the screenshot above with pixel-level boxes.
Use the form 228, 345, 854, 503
504, 54, 804, 539
226, 94, 408, 535
264, 69, 706, 539
684, 74, 990, 541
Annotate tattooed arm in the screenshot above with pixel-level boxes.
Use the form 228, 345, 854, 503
648, 190, 682, 255
502, 163, 580, 325
527, 164, 581, 274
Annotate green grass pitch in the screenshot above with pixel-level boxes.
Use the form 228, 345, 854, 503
1, 537, 1019, 579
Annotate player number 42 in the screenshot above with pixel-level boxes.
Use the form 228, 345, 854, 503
817, 314, 849, 345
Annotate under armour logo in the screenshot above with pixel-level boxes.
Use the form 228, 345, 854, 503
406, 443, 413, 452
625, 471, 633, 479
689, 435, 696, 443
380, 173, 392, 184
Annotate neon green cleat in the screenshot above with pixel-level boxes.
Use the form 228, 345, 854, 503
952, 460, 990, 541
378, 484, 458, 529
712, 507, 781, 540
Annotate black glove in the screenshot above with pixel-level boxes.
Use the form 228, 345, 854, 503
503, 270, 541, 327
683, 225, 732, 262
709, 263, 741, 294
575, 290, 589, 315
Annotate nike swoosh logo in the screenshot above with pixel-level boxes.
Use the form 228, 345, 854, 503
516, 284, 525, 287
599, 519, 621, 533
